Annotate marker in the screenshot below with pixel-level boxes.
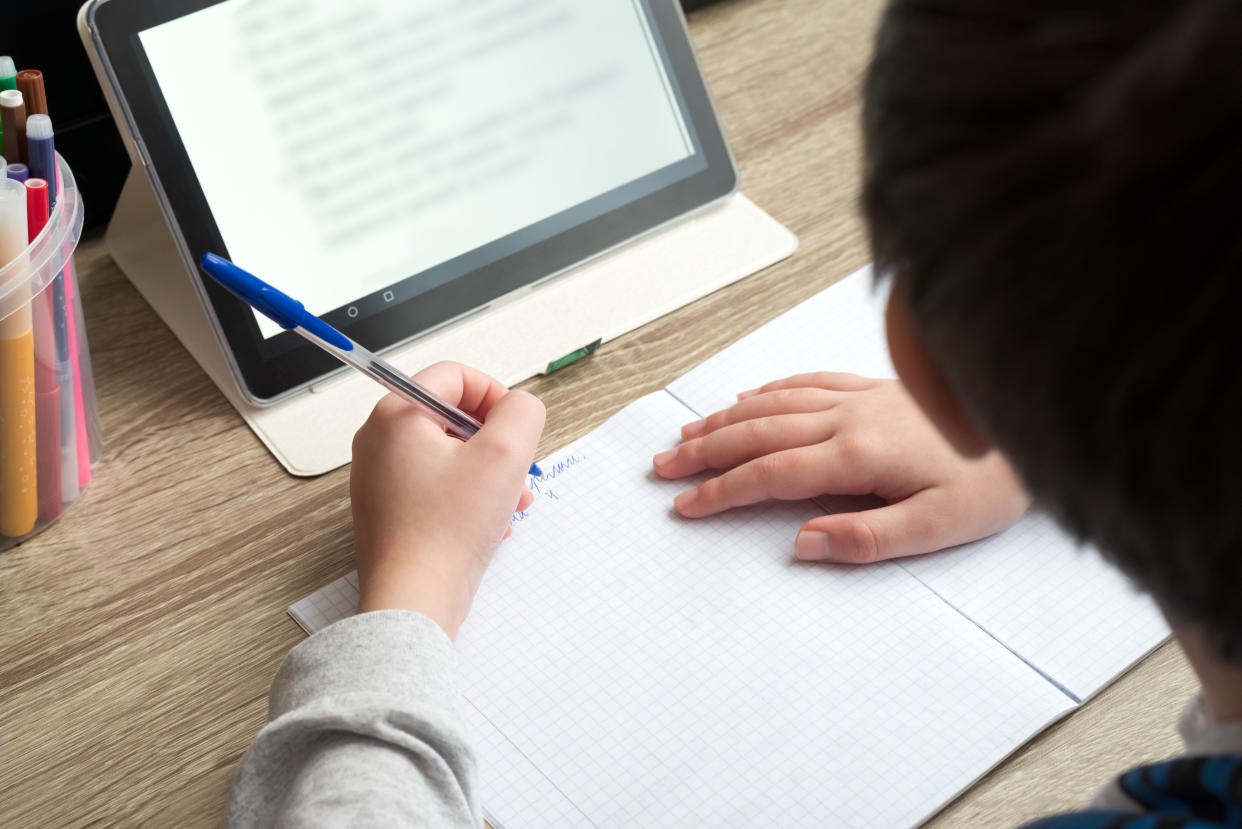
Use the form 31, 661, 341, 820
63, 255, 93, 486
0, 58, 12, 158
32, 169, 78, 506
0, 90, 25, 165
0, 177, 36, 536
198, 253, 543, 477
15, 70, 47, 117
25, 115, 55, 207
6, 163, 27, 183
26, 178, 60, 519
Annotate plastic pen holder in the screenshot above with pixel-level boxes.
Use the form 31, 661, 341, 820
0, 155, 100, 549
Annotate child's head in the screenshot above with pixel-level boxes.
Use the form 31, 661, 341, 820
863, 0, 1242, 661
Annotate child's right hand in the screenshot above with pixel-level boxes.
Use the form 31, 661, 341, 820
653, 372, 1030, 564
350, 362, 545, 637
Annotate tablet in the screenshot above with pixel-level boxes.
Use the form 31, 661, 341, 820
84, 0, 738, 403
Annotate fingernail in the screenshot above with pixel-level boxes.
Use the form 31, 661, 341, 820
795, 531, 831, 561
653, 448, 677, 468
737, 388, 760, 399
674, 489, 699, 514
681, 419, 706, 439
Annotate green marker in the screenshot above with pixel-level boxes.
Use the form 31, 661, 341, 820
0, 58, 12, 156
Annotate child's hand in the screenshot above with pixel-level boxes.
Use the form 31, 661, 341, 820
351, 362, 545, 637
653, 372, 1029, 563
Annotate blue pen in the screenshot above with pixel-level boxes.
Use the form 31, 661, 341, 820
199, 253, 542, 477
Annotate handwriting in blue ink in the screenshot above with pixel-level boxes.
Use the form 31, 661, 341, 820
511, 454, 585, 524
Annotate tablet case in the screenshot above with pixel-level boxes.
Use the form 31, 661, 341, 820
107, 169, 797, 475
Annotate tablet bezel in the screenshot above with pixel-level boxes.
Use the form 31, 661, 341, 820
88, 0, 738, 403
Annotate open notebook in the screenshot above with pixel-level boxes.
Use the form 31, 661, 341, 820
291, 266, 1169, 828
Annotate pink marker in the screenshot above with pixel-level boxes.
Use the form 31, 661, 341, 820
63, 259, 91, 487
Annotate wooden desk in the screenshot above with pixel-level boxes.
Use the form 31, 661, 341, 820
1, 0, 1197, 825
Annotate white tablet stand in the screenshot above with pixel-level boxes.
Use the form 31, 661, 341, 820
106, 169, 797, 475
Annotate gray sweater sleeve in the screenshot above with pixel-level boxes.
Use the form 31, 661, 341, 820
227, 610, 481, 828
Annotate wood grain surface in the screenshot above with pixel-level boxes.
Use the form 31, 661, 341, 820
0, 0, 1197, 826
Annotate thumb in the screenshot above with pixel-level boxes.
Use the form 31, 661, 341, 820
794, 489, 954, 564
468, 389, 546, 475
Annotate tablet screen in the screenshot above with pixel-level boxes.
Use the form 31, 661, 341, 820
137, 1, 705, 339
95, 0, 735, 400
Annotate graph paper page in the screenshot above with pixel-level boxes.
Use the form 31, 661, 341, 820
668, 266, 1168, 701
294, 392, 1073, 826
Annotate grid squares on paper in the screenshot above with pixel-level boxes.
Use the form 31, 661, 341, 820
289, 571, 359, 634
901, 513, 1169, 700
463, 702, 593, 829
454, 392, 1072, 827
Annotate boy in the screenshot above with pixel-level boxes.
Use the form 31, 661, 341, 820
228, 0, 1242, 825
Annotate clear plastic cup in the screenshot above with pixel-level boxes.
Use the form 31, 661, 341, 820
0, 155, 100, 548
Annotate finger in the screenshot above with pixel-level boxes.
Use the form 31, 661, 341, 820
655, 413, 836, 479
407, 360, 511, 419
793, 486, 1017, 564
467, 389, 546, 483
738, 372, 875, 400
503, 526, 514, 540
369, 361, 513, 444
360, 390, 454, 448
673, 443, 844, 518
517, 488, 535, 512
680, 388, 842, 439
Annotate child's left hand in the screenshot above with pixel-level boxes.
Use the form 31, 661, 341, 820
652, 372, 1030, 563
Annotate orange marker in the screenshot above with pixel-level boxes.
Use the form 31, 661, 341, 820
0, 176, 35, 535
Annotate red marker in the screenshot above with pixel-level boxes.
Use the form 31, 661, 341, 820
26, 178, 61, 519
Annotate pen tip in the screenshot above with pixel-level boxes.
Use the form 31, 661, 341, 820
529, 463, 543, 478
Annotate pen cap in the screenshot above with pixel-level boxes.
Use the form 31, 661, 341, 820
15, 70, 47, 116
0, 89, 26, 165
25, 116, 55, 207
25, 178, 49, 242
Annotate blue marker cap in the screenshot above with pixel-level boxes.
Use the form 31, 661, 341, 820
25, 115, 57, 208
199, 252, 353, 351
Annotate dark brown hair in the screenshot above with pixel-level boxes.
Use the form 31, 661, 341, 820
864, 0, 1242, 659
